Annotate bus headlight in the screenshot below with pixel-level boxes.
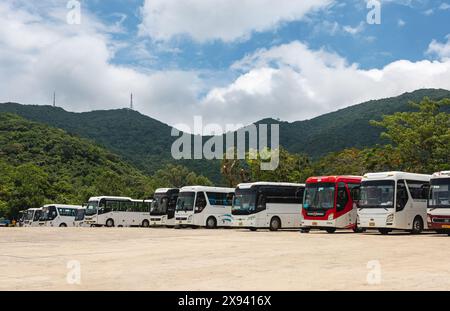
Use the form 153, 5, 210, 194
328, 214, 334, 220
188, 215, 193, 222
427, 214, 432, 223
386, 214, 394, 224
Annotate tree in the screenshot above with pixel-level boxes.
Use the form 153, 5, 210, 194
152, 164, 213, 188
371, 97, 450, 173
219, 147, 323, 185
7, 164, 50, 217
220, 148, 249, 187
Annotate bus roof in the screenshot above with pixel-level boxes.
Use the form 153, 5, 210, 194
24, 207, 42, 212
363, 171, 431, 181
179, 186, 235, 193
237, 182, 305, 189
154, 188, 179, 194
306, 176, 362, 184
43, 204, 83, 209
432, 171, 450, 179
88, 196, 133, 202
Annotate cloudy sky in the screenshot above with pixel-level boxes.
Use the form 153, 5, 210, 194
0, 0, 449, 132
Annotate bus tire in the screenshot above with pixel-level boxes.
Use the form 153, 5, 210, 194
411, 216, 423, 235
142, 220, 150, 228
326, 228, 336, 234
249, 228, 257, 231
300, 228, 310, 233
59, 223, 67, 228
206, 217, 217, 229
379, 229, 391, 235
353, 225, 364, 233
269, 217, 281, 231
106, 219, 114, 228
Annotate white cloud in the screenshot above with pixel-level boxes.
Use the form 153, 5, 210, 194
427, 35, 450, 60
200, 41, 450, 125
398, 19, 406, 27
138, 0, 333, 42
1, 1, 450, 134
0, 1, 202, 127
439, 2, 450, 10
343, 22, 365, 35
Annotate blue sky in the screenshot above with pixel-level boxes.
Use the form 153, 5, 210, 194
0, 0, 449, 130
89, 0, 450, 70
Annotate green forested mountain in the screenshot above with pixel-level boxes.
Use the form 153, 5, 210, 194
264, 88, 450, 157
0, 113, 155, 217
1, 88, 449, 182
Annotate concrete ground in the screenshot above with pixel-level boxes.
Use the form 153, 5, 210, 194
1, 227, 450, 291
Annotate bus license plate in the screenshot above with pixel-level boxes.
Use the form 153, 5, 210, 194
442, 225, 450, 229
369, 222, 375, 227
312, 222, 318, 226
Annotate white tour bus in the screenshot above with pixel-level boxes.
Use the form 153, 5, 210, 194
427, 171, 450, 235
357, 172, 431, 234
22, 207, 43, 227
150, 188, 179, 227
38, 204, 84, 227
84, 196, 152, 227
231, 182, 305, 231
175, 186, 235, 229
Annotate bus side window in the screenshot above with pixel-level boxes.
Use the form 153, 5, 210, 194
257, 194, 267, 212
396, 180, 408, 212
336, 183, 348, 212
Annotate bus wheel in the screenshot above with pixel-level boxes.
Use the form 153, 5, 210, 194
379, 229, 391, 235
249, 228, 257, 231
300, 228, 310, 233
269, 217, 281, 231
326, 228, 336, 234
206, 217, 217, 229
353, 225, 364, 233
59, 223, 67, 228
106, 219, 114, 228
411, 217, 423, 235
142, 220, 150, 228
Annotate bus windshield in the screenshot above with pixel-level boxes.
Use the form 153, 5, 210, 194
151, 194, 169, 215
24, 210, 34, 221
85, 202, 98, 216
429, 178, 450, 208
303, 183, 335, 210
359, 180, 395, 209
39, 207, 53, 221
75, 209, 85, 221
232, 189, 257, 215
176, 192, 195, 212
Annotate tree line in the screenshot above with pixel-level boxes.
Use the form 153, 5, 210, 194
0, 97, 448, 219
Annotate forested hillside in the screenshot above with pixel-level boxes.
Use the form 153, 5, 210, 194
1, 88, 449, 182
0, 113, 155, 218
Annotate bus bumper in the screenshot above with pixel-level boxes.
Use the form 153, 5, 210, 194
301, 218, 336, 228
231, 216, 256, 228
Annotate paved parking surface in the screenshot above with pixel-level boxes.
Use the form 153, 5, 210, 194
1, 227, 449, 290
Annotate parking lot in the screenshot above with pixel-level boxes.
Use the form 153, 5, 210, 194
1, 227, 450, 291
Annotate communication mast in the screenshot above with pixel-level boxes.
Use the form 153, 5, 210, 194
130, 93, 134, 110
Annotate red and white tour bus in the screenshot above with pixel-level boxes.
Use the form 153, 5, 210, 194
301, 175, 362, 233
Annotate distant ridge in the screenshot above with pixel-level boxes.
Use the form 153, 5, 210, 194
1, 88, 449, 182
